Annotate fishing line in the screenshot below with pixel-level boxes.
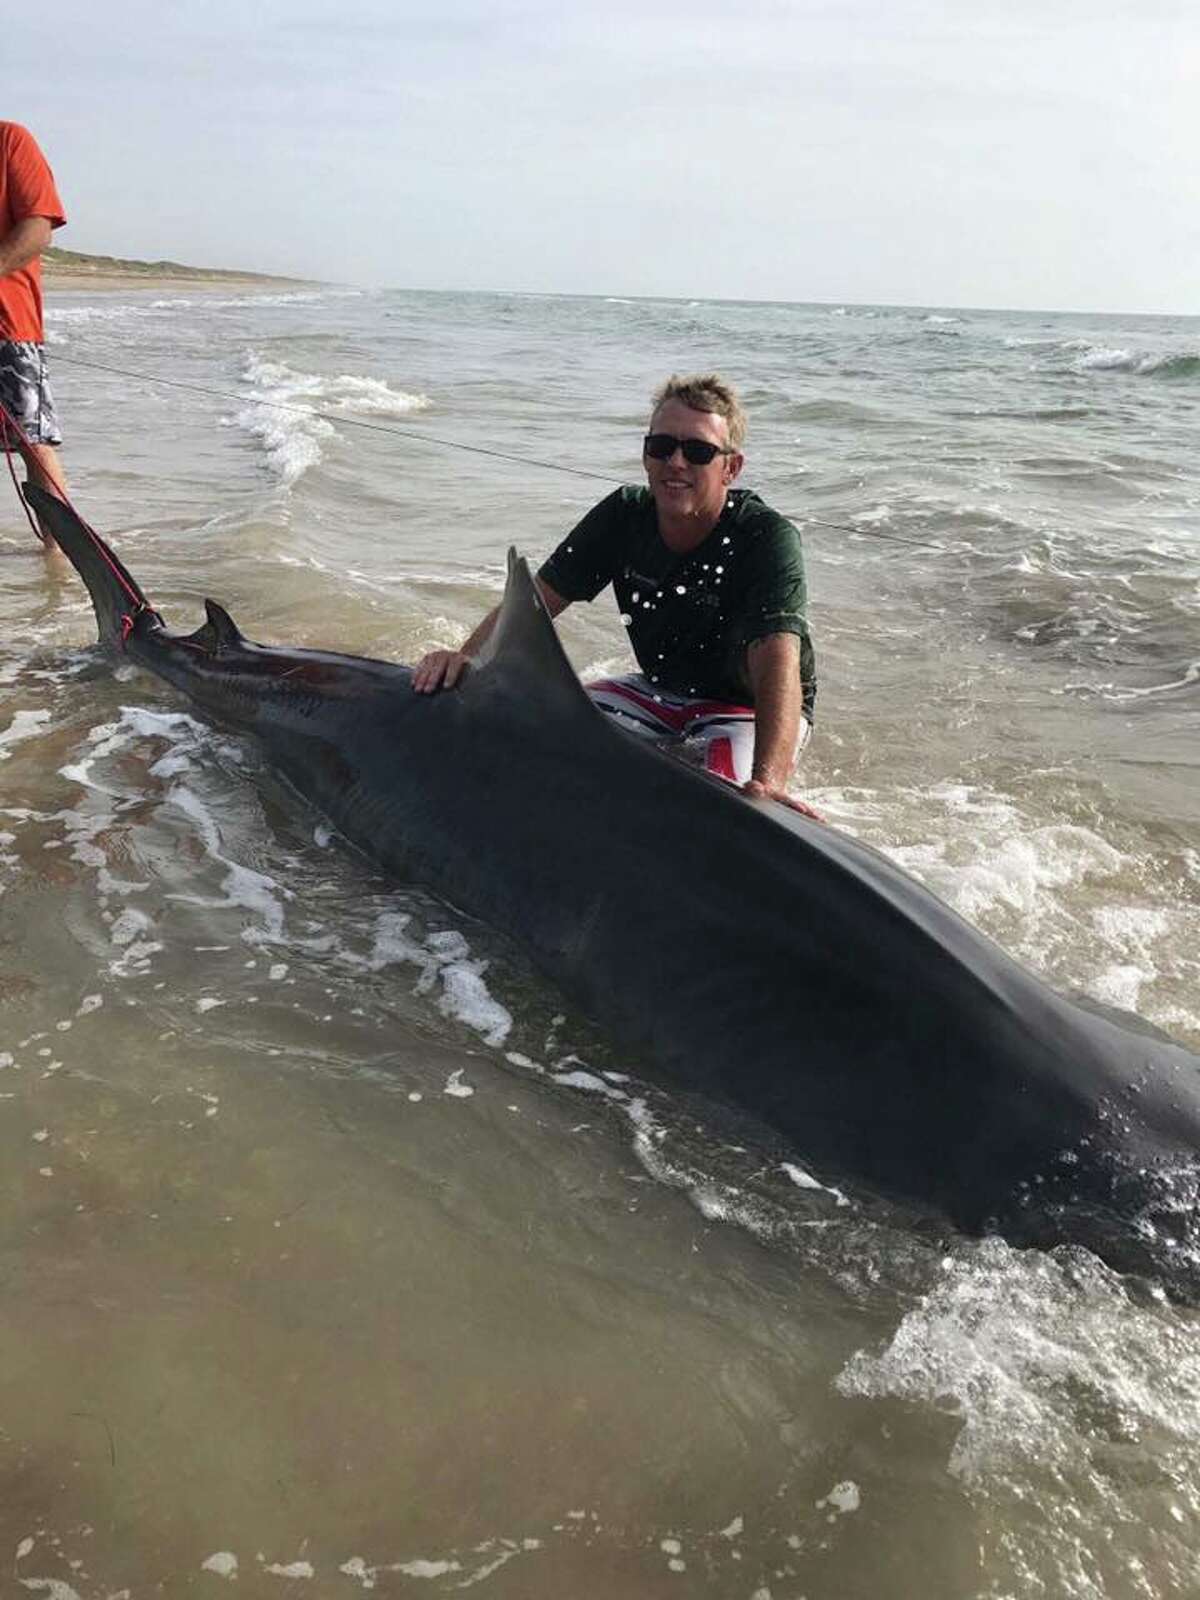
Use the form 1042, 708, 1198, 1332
52, 353, 939, 550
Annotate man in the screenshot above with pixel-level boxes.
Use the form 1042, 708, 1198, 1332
414, 374, 816, 807
0, 121, 68, 554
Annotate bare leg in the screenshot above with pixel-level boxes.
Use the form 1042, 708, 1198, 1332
21, 442, 68, 556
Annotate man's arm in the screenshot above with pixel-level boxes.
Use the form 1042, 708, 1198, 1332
743, 632, 805, 797
412, 577, 569, 693
0, 215, 53, 278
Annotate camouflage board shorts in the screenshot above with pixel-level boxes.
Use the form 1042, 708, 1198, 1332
0, 341, 63, 446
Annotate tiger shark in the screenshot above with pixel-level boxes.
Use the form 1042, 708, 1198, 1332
28, 485, 1200, 1293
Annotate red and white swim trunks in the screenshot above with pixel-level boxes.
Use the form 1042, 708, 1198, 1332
586, 673, 811, 786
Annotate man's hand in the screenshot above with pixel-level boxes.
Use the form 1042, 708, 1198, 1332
412, 649, 473, 693
410, 582, 567, 696
742, 778, 824, 821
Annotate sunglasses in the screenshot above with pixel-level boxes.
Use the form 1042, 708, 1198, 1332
643, 432, 734, 466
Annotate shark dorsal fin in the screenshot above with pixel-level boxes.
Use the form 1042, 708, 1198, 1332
471, 550, 593, 716
180, 599, 246, 656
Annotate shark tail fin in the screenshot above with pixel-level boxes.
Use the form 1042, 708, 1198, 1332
24, 485, 159, 647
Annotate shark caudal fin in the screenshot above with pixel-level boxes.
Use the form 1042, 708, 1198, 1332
24, 486, 158, 646
471, 549, 593, 715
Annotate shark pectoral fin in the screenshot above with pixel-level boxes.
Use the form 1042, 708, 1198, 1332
179, 599, 246, 657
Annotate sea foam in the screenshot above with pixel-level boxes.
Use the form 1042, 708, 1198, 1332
231, 353, 431, 486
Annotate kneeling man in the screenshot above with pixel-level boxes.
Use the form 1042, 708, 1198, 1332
414, 373, 816, 806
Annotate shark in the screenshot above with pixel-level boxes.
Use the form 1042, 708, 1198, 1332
27, 484, 1200, 1294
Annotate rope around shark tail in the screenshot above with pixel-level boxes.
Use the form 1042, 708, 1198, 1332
23, 481, 161, 647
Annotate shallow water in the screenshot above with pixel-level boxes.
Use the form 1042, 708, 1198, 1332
0, 287, 1197, 1596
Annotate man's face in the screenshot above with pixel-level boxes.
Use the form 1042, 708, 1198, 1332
643, 398, 744, 527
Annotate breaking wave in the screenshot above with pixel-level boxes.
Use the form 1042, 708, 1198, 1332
1075, 347, 1200, 378
231, 352, 431, 485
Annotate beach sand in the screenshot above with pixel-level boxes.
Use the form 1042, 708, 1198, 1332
43, 268, 321, 294
41, 247, 322, 295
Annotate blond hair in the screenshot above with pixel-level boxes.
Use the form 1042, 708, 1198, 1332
651, 373, 747, 451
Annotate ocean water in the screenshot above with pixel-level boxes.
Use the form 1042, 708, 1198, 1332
0, 285, 1197, 1597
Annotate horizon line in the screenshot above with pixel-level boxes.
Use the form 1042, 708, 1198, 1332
49, 245, 1199, 321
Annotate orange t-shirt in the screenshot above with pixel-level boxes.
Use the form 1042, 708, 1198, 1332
0, 122, 66, 342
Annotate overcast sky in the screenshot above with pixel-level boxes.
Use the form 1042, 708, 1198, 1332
7, 0, 1197, 313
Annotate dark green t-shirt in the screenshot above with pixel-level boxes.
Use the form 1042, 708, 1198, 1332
539, 486, 816, 720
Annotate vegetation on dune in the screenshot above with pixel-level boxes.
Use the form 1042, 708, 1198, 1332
43, 246, 308, 284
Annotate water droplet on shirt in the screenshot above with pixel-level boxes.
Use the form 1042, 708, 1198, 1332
715, 565, 724, 574
631, 591, 640, 602
619, 613, 632, 626
675, 584, 687, 594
